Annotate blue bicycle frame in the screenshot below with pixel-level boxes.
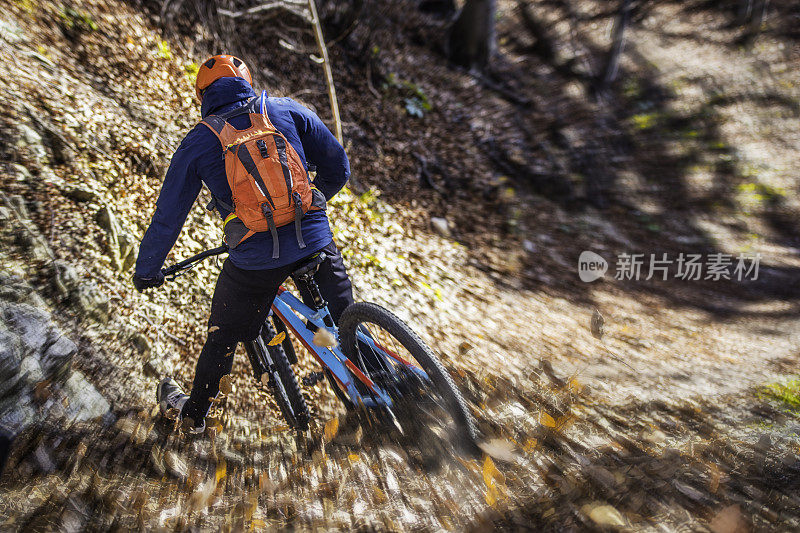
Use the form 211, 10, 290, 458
270, 286, 428, 410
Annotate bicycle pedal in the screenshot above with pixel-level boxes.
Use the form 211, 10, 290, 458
302, 372, 325, 386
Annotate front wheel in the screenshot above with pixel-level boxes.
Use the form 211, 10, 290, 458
338, 303, 478, 447
245, 321, 310, 431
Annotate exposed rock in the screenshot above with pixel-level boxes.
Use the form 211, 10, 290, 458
0, 283, 109, 437
119, 231, 137, 272
0, 322, 22, 383
18, 356, 44, 388
96, 205, 122, 269
2, 303, 56, 357
52, 261, 110, 323
41, 335, 75, 381
0, 272, 48, 308
9, 163, 33, 183
61, 371, 110, 422
0, 19, 24, 44
16, 123, 48, 165
96, 205, 134, 271
0, 393, 36, 435
72, 282, 111, 324
4, 195, 53, 262
430, 216, 451, 237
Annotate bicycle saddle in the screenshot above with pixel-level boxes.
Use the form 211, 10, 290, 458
292, 252, 328, 279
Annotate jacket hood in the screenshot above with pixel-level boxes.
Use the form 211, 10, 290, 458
200, 77, 259, 118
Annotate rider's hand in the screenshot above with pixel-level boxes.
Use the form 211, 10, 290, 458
133, 272, 165, 293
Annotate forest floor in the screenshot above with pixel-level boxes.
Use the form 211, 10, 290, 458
0, 0, 799, 531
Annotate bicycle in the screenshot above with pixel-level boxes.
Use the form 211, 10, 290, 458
161, 245, 478, 447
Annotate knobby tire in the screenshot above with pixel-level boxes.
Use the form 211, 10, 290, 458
338, 302, 478, 446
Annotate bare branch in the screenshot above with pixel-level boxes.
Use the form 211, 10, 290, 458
307, 0, 343, 144
217, 1, 311, 23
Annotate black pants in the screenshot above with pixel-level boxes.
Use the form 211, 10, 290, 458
181, 240, 353, 423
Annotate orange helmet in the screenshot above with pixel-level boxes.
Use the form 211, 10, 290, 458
195, 55, 252, 100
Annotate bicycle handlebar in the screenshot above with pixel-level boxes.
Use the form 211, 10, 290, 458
161, 244, 228, 279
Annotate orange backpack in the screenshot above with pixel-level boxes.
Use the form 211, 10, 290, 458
201, 92, 325, 257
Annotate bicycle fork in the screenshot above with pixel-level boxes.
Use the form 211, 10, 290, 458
244, 335, 274, 384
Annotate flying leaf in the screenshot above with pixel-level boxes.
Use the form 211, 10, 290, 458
219, 375, 233, 395
478, 439, 519, 462
313, 328, 338, 348
709, 504, 747, 533
267, 332, 286, 346
324, 418, 339, 442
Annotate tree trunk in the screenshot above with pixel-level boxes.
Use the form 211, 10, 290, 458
447, 0, 497, 72
596, 0, 633, 96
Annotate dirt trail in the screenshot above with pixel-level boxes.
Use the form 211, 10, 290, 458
1, 0, 799, 531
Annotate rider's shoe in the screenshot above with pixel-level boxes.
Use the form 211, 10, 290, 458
156, 378, 205, 435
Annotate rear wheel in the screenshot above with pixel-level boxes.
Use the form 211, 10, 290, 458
338, 303, 478, 447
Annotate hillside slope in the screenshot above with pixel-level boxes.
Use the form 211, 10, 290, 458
0, 0, 799, 530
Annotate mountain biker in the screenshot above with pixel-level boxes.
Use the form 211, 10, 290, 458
133, 55, 354, 434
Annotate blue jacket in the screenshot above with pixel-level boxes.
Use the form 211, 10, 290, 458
135, 77, 350, 277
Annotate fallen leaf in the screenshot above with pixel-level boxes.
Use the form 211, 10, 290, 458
324, 418, 339, 442
485, 485, 499, 507
164, 451, 188, 479
590, 309, 604, 340
582, 503, 625, 527
259, 472, 276, 494
708, 463, 721, 494
187, 477, 216, 511
482, 455, 505, 487
539, 411, 556, 428
216, 460, 227, 483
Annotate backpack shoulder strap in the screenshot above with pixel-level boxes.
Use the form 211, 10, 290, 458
259, 91, 276, 129
199, 95, 263, 140
200, 114, 227, 145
